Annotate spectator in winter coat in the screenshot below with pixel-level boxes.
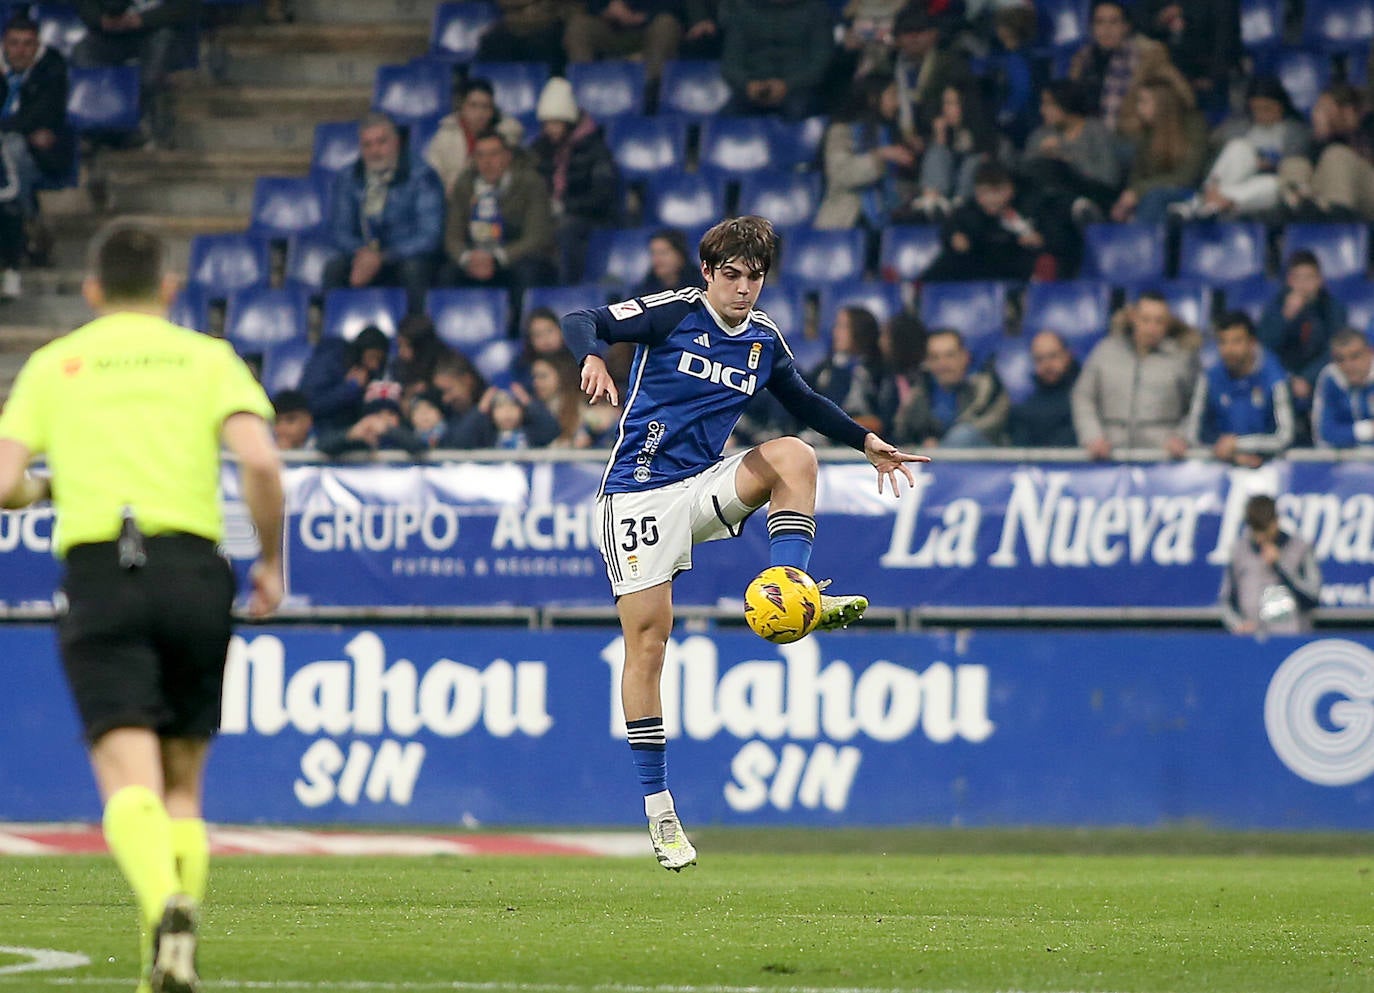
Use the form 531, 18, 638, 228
892, 328, 1008, 447
425, 78, 525, 197
806, 306, 897, 434
923, 161, 1042, 281
883, 4, 973, 146
1021, 79, 1121, 219
1072, 292, 1201, 458
1068, 0, 1193, 139
1185, 312, 1294, 465
720, 0, 834, 119
1219, 494, 1322, 635
1313, 329, 1374, 449
1257, 250, 1347, 415
0, 14, 74, 197
815, 73, 918, 230
564, 0, 683, 85
1007, 331, 1079, 447
323, 114, 445, 315
299, 325, 392, 433
1108, 76, 1208, 222
529, 77, 621, 283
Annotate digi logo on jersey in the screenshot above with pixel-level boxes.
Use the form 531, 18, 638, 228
676, 351, 758, 395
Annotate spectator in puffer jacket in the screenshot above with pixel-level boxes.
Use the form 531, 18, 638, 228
1313, 329, 1374, 449
323, 113, 445, 315
1185, 312, 1294, 466
529, 77, 621, 284
891, 328, 1008, 448
1072, 291, 1201, 459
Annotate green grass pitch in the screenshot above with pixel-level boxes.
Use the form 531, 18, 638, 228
1, 829, 1371, 993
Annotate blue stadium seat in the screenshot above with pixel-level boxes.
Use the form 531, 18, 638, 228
312, 120, 360, 175
321, 287, 408, 340
606, 115, 688, 181
736, 171, 821, 228
583, 226, 655, 287
645, 172, 726, 228
818, 281, 906, 333
1328, 275, 1374, 333
569, 61, 646, 120
467, 60, 549, 118
779, 228, 865, 285
169, 285, 211, 334
755, 278, 809, 339
1221, 274, 1281, 322
66, 65, 139, 133
522, 283, 609, 319
659, 59, 730, 118
250, 176, 327, 240
1082, 223, 1165, 287
285, 231, 337, 292
699, 117, 776, 178
1281, 222, 1370, 280
919, 281, 1008, 361
1302, 0, 1374, 52
187, 233, 271, 298
33, 4, 86, 58
1020, 281, 1111, 354
426, 288, 510, 352
879, 225, 941, 281
430, 1, 498, 62
373, 61, 451, 125
472, 338, 520, 387
1275, 50, 1332, 114
992, 338, 1035, 404
770, 116, 827, 171
225, 285, 310, 356
1241, 0, 1284, 51
1178, 221, 1269, 283
1131, 280, 1214, 332
1037, 0, 1089, 52
261, 337, 315, 396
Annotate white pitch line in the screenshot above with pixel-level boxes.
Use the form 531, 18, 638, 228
0, 948, 90, 975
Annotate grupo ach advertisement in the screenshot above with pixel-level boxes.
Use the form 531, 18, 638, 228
4, 627, 1373, 828
0, 460, 1372, 611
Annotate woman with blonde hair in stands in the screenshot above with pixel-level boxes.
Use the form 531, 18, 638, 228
1108, 76, 1208, 223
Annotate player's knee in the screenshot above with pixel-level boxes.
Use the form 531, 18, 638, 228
771, 436, 818, 482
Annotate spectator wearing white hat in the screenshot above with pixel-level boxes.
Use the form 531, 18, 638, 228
529, 77, 621, 283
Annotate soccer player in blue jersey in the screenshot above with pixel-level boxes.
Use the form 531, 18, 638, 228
562, 216, 927, 870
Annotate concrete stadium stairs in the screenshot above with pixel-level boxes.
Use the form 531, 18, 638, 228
2, 0, 433, 395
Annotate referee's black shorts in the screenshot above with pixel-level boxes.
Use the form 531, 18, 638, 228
57, 533, 237, 744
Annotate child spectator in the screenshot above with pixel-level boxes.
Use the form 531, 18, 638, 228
271, 390, 315, 451
1109, 76, 1208, 222
1258, 250, 1347, 416
408, 389, 449, 449
923, 161, 1043, 281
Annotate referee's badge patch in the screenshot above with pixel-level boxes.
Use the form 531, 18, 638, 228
747, 342, 762, 369
609, 299, 644, 320
62, 358, 83, 377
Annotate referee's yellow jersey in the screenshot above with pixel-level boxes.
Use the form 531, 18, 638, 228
0, 313, 274, 557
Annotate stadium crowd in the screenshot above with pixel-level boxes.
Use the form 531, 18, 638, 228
11, 0, 1374, 460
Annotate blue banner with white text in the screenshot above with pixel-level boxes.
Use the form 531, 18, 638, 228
3, 626, 1373, 828
0, 460, 1372, 610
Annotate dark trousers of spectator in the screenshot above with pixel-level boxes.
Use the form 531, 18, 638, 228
726, 86, 819, 122
322, 253, 437, 315
439, 254, 557, 327
476, 24, 567, 76
73, 25, 193, 140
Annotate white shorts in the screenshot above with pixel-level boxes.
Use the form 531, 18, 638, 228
597, 451, 762, 596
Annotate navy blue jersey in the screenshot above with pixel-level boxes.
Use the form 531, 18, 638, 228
562, 287, 870, 494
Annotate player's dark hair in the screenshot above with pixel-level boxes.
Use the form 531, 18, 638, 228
89, 220, 165, 303
1245, 494, 1278, 532
699, 215, 776, 275
1286, 248, 1321, 273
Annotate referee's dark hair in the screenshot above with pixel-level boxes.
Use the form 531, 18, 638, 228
87, 220, 167, 304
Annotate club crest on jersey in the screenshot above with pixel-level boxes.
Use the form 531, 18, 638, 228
677, 351, 758, 395
747, 342, 762, 370
609, 299, 644, 320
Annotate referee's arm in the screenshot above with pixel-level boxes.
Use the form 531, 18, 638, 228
222, 412, 286, 617
0, 439, 49, 509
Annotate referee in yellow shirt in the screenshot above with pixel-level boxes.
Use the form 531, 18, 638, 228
0, 221, 285, 993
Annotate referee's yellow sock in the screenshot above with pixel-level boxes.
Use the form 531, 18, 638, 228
102, 785, 179, 930
170, 817, 209, 902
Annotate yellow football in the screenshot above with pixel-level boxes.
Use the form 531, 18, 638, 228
743, 565, 822, 644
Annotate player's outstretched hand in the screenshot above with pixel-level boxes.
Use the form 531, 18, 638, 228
863, 434, 929, 497
580, 354, 619, 407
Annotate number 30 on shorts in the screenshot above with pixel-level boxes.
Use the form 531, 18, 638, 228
619, 516, 660, 551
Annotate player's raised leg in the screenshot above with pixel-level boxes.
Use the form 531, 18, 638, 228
736, 437, 868, 630
617, 581, 697, 870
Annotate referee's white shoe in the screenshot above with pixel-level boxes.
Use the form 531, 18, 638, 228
149, 894, 200, 993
